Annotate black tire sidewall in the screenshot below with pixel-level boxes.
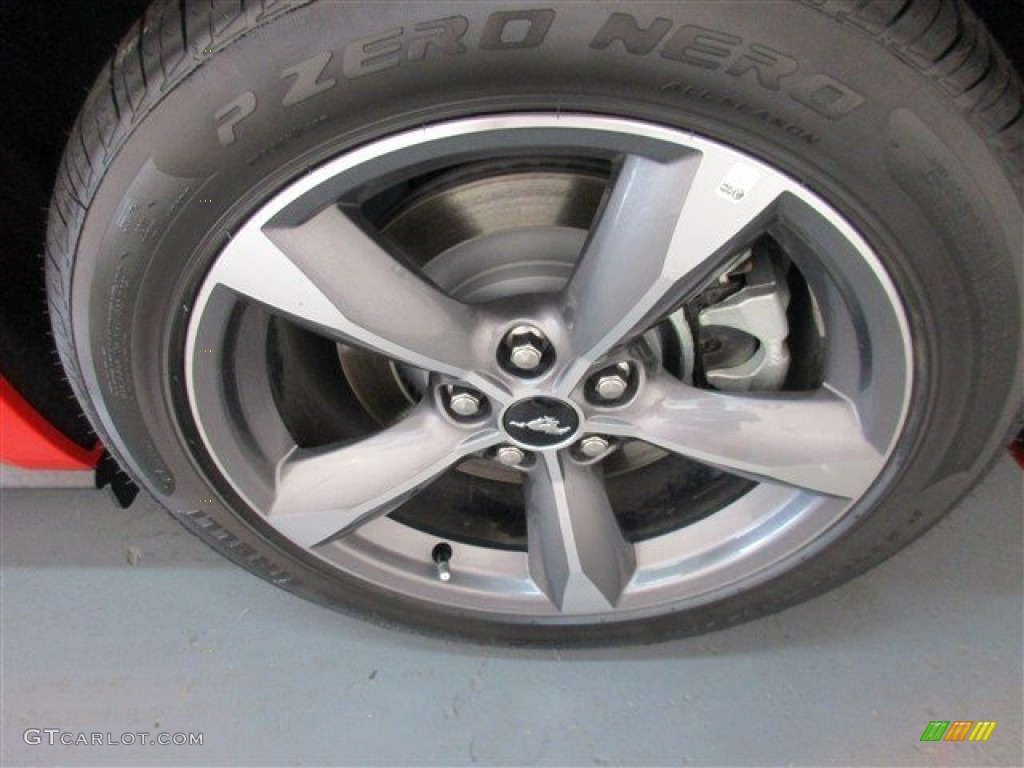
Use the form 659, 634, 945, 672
64, 1, 1022, 643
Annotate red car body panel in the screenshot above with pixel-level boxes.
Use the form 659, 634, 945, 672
0, 375, 102, 471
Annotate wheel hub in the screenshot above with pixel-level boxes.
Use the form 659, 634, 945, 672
502, 397, 581, 448
345, 163, 683, 478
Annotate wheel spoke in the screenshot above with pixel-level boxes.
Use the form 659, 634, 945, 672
209, 206, 503, 397
268, 403, 502, 547
591, 375, 886, 498
557, 148, 786, 392
183, 115, 914, 620
524, 452, 636, 613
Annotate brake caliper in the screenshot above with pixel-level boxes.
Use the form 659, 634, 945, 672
696, 253, 791, 392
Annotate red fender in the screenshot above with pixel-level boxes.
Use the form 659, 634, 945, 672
0, 375, 102, 470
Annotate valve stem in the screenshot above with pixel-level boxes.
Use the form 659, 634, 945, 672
432, 542, 453, 582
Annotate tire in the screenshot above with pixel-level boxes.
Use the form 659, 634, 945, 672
47, 0, 1022, 645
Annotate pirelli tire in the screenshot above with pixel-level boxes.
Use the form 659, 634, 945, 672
47, 0, 1023, 645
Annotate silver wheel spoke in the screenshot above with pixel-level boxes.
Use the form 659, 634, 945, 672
209, 206, 501, 395
524, 452, 636, 613
183, 115, 913, 620
269, 404, 502, 547
558, 149, 786, 392
592, 375, 885, 498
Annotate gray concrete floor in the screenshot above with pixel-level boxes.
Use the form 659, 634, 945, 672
1, 459, 1021, 767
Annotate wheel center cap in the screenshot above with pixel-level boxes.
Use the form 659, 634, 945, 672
502, 397, 581, 448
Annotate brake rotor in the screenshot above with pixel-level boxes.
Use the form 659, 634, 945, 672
337, 163, 689, 481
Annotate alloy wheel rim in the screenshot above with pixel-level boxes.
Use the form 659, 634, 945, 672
184, 114, 912, 621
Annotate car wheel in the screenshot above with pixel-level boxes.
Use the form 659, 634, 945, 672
47, 0, 1022, 644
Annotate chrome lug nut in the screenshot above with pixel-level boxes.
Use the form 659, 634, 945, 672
595, 373, 629, 400
495, 445, 527, 467
509, 343, 544, 371
503, 325, 550, 373
449, 391, 482, 417
578, 435, 611, 459
590, 362, 634, 403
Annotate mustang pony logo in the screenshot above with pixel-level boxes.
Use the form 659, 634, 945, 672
509, 416, 572, 436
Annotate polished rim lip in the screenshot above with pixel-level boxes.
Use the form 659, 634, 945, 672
183, 113, 913, 622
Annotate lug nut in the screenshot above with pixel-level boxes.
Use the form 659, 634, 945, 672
510, 343, 544, 371
591, 362, 633, 402
595, 373, 629, 400
449, 390, 482, 417
495, 445, 527, 467
503, 325, 550, 374
578, 435, 611, 459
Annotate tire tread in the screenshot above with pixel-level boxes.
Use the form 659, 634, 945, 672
47, 0, 1022, 478
804, 0, 1023, 193
40, 0, 1023, 644
45, 0, 313, 481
